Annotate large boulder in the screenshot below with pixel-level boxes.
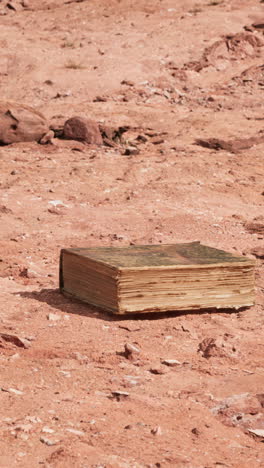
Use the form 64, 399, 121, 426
0, 102, 50, 144
63, 116, 103, 145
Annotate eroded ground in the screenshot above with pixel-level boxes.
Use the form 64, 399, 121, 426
0, 0, 264, 467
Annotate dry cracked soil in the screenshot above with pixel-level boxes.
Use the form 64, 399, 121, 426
0, 0, 264, 467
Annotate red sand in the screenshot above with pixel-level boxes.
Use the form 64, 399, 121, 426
0, 1, 263, 466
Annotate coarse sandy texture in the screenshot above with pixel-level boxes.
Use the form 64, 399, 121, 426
0, 0, 264, 467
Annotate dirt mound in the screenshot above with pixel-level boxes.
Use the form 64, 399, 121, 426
195, 133, 264, 153
185, 32, 263, 72
212, 392, 264, 432
233, 64, 264, 86
198, 335, 238, 359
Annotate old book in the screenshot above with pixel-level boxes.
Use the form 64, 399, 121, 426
59, 242, 255, 314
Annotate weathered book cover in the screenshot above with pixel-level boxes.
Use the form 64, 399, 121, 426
60, 242, 255, 314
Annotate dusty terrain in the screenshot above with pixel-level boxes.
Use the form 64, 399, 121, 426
0, 0, 264, 466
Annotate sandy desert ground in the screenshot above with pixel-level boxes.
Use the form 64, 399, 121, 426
0, 0, 264, 467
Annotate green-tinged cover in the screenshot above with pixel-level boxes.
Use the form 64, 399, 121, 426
64, 242, 252, 269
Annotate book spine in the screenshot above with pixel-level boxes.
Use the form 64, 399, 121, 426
59, 249, 65, 291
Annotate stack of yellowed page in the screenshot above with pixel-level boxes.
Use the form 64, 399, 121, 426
60, 242, 255, 314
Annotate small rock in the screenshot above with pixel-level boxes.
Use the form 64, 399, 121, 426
251, 22, 264, 30
198, 336, 237, 359
48, 198, 64, 206
47, 313, 61, 321
198, 338, 220, 358
24, 335, 36, 341
99, 124, 129, 146
0, 205, 12, 214
250, 247, 264, 259
25, 416, 42, 424
40, 130, 54, 144
13, 423, 32, 433
136, 134, 147, 143
111, 390, 130, 401
7, 1, 23, 12
12, 424, 33, 433
162, 359, 181, 367
125, 342, 140, 354
123, 146, 140, 156
145, 130, 158, 137
118, 324, 141, 332
151, 137, 164, 145
0, 332, 31, 349
53, 90, 72, 99
124, 424, 133, 430
19, 267, 36, 279
40, 436, 58, 446
121, 79, 135, 86
124, 375, 142, 386
9, 353, 20, 360
59, 370, 71, 378
248, 428, 264, 438
151, 426, 162, 435
48, 206, 67, 215
48, 200, 65, 207
26, 268, 39, 279
65, 428, 85, 436
124, 342, 141, 360
42, 426, 54, 433
149, 365, 169, 375
63, 116, 103, 145
191, 427, 200, 436
3, 388, 24, 395
93, 95, 107, 102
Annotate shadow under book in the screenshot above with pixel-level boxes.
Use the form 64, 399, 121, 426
59, 242, 255, 314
